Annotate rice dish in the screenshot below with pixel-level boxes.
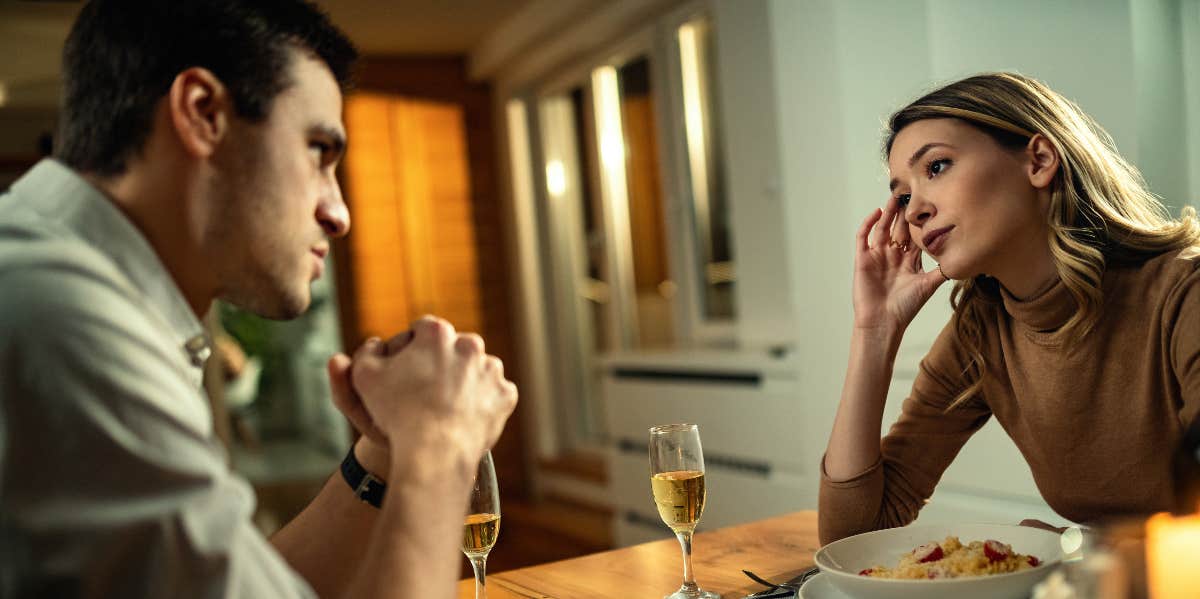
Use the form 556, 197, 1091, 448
859, 536, 1041, 579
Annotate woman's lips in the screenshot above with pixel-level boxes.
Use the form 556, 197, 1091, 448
923, 226, 953, 255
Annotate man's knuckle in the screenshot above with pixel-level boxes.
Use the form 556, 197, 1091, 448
455, 333, 484, 355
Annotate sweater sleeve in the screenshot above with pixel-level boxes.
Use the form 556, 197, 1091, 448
1166, 255, 1200, 429
819, 321, 993, 544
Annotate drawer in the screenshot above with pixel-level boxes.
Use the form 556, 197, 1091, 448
609, 451, 816, 546
605, 375, 806, 475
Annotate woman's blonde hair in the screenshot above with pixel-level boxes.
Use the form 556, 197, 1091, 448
884, 72, 1200, 408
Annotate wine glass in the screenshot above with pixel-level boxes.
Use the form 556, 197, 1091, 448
649, 424, 720, 599
463, 451, 500, 599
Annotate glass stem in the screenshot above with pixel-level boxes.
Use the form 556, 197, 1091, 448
470, 555, 488, 599
675, 530, 699, 594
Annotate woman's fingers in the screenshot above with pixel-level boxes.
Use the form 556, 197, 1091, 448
909, 245, 925, 272
870, 199, 896, 250
891, 201, 912, 248
856, 208, 882, 253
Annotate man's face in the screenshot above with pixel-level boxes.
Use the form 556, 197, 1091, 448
207, 50, 349, 319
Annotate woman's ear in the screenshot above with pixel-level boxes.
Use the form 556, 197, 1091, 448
1025, 134, 1059, 189
167, 67, 231, 160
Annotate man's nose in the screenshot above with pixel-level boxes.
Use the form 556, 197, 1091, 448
317, 183, 350, 238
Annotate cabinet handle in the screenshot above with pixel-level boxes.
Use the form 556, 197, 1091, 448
610, 367, 761, 386
617, 438, 771, 478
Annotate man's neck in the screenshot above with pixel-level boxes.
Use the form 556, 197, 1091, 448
83, 164, 217, 318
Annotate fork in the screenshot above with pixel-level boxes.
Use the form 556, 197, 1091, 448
742, 565, 820, 598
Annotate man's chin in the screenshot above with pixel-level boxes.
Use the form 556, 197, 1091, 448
271, 289, 311, 320
221, 287, 310, 321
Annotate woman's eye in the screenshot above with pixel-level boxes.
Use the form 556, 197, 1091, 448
310, 142, 329, 158
928, 158, 951, 177
897, 193, 911, 208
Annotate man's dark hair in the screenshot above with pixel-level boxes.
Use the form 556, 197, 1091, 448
56, 0, 357, 176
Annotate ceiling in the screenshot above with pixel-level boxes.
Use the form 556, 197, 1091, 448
0, 0, 533, 109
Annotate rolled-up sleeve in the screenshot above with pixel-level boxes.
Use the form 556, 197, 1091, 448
0, 263, 315, 598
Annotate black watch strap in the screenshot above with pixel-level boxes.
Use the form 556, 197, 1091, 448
341, 446, 386, 508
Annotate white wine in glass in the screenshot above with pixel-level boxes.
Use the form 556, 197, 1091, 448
463, 512, 501, 555
463, 451, 500, 599
651, 469, 705, 532
649, 424, 720, 599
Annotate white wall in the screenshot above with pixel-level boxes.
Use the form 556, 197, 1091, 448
1133, 0, 1191, 211
748, 0, 1195, 524
1185, 0, 1200, 205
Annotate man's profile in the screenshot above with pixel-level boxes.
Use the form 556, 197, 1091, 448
0, 1, 517, 597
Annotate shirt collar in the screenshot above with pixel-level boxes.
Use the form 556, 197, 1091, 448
11, 159, 209, 367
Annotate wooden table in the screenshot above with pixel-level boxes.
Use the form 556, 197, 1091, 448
457, 511, 820, 598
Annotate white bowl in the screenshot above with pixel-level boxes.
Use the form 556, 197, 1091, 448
814, 523, 1063, 599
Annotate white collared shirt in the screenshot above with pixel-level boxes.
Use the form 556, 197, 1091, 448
0, 160, 315, 598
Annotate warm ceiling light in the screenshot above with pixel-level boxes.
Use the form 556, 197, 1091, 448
0, 82, 8, 108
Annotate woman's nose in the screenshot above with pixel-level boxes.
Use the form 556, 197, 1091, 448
905, 194, 934, 227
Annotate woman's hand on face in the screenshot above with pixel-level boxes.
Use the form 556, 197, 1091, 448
853, 195, 948, 333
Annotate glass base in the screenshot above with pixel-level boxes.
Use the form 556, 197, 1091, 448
663, 589, 720, 599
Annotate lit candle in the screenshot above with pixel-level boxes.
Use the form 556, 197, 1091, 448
1146, 512, 1200, 598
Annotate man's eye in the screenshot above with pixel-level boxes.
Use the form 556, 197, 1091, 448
310, 142, 330, 156
897, 193, 911, 208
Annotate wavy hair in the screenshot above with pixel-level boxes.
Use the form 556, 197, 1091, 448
884, 72, 1200, 408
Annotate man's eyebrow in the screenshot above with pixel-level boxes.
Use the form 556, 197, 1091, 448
310, 124, 347, 157
888, 142, 954, 192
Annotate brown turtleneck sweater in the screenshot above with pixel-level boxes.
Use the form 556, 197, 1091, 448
819, 248, 1200, 545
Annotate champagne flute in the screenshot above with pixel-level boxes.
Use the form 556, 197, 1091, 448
463, 451, 500, 599
649, 424, 720, 599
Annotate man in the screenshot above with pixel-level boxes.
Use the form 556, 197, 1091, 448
0, 1, 518, 597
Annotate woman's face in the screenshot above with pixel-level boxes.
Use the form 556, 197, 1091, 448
887, 118, 1052, 287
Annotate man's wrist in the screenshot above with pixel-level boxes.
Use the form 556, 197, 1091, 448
354, 436, 390, 479
341, 445, 387, 508
388, 432, 478, 491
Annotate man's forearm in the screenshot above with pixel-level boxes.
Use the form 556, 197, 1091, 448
270, 472, 379, 597
339, 450, 474, 599
270, 439, 388, 597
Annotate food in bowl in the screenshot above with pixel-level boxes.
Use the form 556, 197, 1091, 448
859, 536, 1041, 579
814, 523, 1061, 599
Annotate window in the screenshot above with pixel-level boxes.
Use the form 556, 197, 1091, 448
508, 7, 732, 452
676, 15, 735, 323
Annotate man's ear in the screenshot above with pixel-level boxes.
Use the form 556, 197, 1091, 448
167, 67, 231, 160
1025, 133, 1059, 190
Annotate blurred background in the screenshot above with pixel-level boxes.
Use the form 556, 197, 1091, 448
1, 0, 1198, 577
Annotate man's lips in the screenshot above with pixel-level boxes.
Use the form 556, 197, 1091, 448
310, 245, 328, 279
922, 226, 953, 255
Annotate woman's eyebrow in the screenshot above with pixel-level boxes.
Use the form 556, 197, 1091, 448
889, 142, 955, 191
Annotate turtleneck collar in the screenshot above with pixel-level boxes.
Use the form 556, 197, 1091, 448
999, 276, 1077, 333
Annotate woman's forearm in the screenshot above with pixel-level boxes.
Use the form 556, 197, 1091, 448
824, 326, 904, 480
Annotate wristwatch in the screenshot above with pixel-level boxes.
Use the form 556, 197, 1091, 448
340, 446, 386, 508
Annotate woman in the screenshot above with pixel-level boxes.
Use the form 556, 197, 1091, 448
819, 72, 1200, 545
